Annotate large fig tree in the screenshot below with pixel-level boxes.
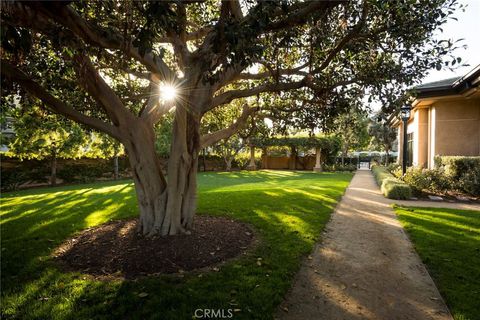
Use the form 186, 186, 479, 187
0, 0, 461, 235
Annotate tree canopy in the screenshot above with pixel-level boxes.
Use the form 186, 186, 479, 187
0, 0, 464, 236
368, 115, 397, 164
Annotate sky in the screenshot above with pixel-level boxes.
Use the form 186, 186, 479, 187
422, 0, 480, 83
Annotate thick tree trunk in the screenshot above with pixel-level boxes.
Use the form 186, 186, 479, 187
341, 146, 348, 166
289, 146, 297, 170
113, 155, 119, 180
50, 153, 57, 187
164, 106, 200, 234
122, 106, 201, 236
123, 120, 168, 236
225, 157, 233, 171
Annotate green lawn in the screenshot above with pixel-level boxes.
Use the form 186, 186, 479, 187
394, 206, 480, 320
1, 170, 352, 320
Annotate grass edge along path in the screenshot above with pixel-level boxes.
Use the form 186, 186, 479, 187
1, 170, 352, 320
394, 206, 480, 320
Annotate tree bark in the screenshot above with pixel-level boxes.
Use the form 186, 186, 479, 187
113, 155, 119, 180
50, 153, 57, 187
122, 119, 168, 236
120, 102, 202, 236
163, 105, 200, 234
247, 145, 256, 170
225, 157, 233, 171
313, 147, 322, 172
289, 146, 297, 170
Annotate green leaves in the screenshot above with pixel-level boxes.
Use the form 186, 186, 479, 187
251, 135, 340, 151
6, 106, 119, 161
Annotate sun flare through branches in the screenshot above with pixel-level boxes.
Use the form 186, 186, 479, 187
159, 83, 177, 102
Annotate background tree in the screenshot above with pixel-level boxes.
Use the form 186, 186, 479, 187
368, 118, 397, 165
84, 132, 125, 180
7, 107, 87, 186
154, 112, 174, 159
201, 99, 257, 171
334, 108, 370, 165
1, 0, 463, 235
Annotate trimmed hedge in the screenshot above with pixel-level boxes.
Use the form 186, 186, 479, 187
372, 165, 412, 199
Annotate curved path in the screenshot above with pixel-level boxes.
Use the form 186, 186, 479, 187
276, 170, 457, 320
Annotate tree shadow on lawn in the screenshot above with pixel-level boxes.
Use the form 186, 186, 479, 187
396, 207, 480, 320
1, 177, 350, 320
200, 170, 348, 190
1, 182, 137, 290
397, 208, 480, 243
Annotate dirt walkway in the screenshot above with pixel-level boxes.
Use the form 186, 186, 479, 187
276, 170, 453, 320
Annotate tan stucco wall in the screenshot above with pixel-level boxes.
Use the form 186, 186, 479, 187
416, 108, 429, 167
433, 98, 480, 157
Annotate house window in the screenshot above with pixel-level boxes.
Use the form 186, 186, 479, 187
407, 132, 413, 166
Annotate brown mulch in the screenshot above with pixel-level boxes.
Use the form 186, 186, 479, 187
53, 216, 254, 279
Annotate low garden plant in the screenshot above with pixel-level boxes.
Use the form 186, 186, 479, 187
402, 166, 450, 195
435, 156, 480, 196
391, 156, 480, 197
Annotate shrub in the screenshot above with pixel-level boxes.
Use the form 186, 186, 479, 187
381, 178, 412, 200
325, 164, 357, 172
371, 165, 390, 185
423, 168, 451, 193
403, 167, 430, 194
460, 166, 480, 195
385, 163, 402, 178
0, 168, 49, 191
339, 164, 357, 172
435, 156, 480, 196
1, 170, 30, 191
387, 163, 400, 174
372, 165, 412, 199
402, 166, 450, 195
57, 163, 110, 183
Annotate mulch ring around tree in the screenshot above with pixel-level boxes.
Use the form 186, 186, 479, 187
53, 216, 255, 280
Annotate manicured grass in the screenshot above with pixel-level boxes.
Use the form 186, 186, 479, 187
394, 206, 480, 320
1, 170, 352, 320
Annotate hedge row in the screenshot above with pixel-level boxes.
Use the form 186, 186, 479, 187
372, 165, 412, 200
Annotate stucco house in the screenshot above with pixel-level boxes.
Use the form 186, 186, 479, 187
394, 64, 480, 169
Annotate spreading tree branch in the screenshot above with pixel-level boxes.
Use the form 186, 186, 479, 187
210, 79, 307, 110
72, 54, 134, 127
1, 60, 120, 139
235, 63, 309, 81
312, 1, 369, 73
23, 2, 177, 81
259, 1, 346, 34
200, 105, 258, 148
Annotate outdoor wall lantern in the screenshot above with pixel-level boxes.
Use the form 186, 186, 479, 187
400, 105, 411, 175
